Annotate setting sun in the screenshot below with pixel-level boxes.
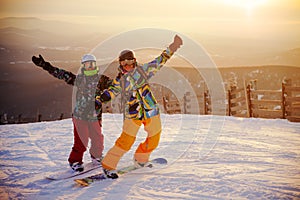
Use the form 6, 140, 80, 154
221, 0, 268, 16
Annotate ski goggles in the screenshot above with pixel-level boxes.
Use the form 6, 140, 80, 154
120, 59, 135, 66
82, 61, 97, 69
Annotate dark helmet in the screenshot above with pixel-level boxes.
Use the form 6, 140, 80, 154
119, 50, 135, 61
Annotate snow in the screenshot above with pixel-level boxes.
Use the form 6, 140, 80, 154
0, 114, 300, 200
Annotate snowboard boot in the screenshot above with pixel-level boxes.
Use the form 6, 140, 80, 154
91, 156, 103, 166
133, 159, 153, 168
69, 162, 84, 172
103, 168, 119, 179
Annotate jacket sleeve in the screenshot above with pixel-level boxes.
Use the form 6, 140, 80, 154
32, 55, 76, 85
141, 47, 174, 79
48, 66, 77, 86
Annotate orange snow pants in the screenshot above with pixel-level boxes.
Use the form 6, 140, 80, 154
102, 115, 162, 170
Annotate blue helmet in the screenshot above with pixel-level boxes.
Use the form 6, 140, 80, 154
81, 54, 96, 64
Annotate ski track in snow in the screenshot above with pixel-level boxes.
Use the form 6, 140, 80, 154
0, 114, 299, 200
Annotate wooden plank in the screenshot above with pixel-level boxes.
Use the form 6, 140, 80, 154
286, 113, 300, 118
286, 107, 300, 112
166, 110, 181, 113
231, 105, 247, 112
251, 99, 282, 105
286, 110, 300, 116
231, 101, 246, 106
232, 113, 248, 118
231, 110, 247, 116
230, 96, 246, 104
285, 86, 300, 92
251, 104, 271, 109
252, 109, 283, 118
285, 96, 300, 102
286, 116, 300, 122
252, 90, 281, 95
252, 108, 282, 114
230, 88, 244, 95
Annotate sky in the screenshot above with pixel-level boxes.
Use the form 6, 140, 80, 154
1, 0, 300, 40
0, 0, 300, 59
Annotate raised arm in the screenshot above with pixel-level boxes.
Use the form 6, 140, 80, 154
142, 35, 183, 78
32, 54, 76, 85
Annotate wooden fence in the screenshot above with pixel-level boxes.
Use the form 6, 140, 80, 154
163, 79, 300, 122
283, 80, 300, 122
248, 89, 284, 119
203, 90, 211, 115
227, 79, 300, 122
228, 86, 249, 117
162, 96, 181, 114
2, 80, 299, 124
163, 91, 211, 115
0, 113, 65, 124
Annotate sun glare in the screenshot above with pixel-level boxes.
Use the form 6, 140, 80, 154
222, 0, 268, 17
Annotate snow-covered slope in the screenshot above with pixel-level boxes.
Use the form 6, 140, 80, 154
0, 114, 299, 200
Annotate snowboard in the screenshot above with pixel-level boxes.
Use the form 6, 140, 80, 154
74, 158, 167, 186
46, 162, 102, 180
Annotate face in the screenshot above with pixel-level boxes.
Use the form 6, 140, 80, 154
120, 59, 136, 72
83, 61, 97, 70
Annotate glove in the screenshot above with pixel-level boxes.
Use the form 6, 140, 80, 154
98, 75, 112, 91
95, 95, 102, 109
32, 54, 52, 71
169, 35, 183, 53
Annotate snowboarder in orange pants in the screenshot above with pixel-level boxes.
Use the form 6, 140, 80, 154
96, 35, 183, 178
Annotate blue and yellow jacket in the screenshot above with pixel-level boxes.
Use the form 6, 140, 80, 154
99, 47, 174, 120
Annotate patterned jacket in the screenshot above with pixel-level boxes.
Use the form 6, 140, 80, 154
45, 66, 112, 121
99, 47, 174, 120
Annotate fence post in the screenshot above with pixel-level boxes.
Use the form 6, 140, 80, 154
229, 86, 237, 116
37, 114, 42, 122
228, 89, 231, 116
204, 90, 209, 115
59, 113, 64, 120
284, 79, 292, 120
183, 92, 191, 114
246, 84, 252, 117
162, 96, 168, 113
203, 91, 207, 115
3, 113, 8, 124
18, 114, 22, 123
282, 81, 286, 119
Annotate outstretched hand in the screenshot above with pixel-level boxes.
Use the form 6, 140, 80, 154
32, 54, 46, 67
169, 35, 183, 53
32, 54, 51, 70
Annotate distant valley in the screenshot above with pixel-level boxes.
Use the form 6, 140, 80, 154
0, 17, 299, 123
